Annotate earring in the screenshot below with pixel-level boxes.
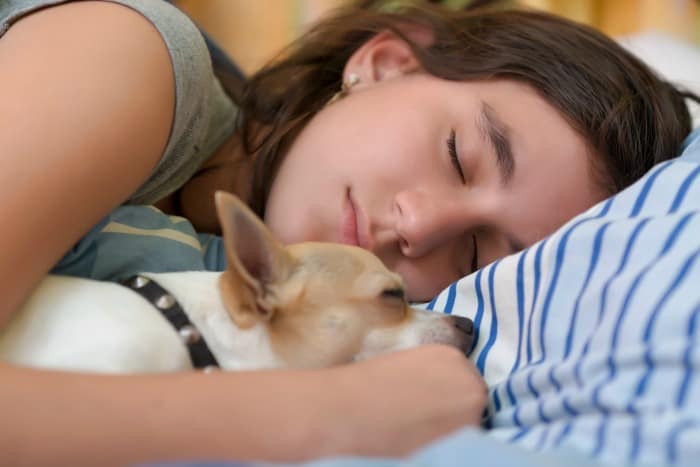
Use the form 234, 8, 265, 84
328, 73, 360, 105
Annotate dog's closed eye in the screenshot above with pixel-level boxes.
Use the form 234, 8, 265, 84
380, 288, 405, 301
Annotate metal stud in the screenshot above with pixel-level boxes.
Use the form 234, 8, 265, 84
131, 275, 150, 288
178, 325, 200, 345
156, 294, 175, 309
328, 73, 360, 105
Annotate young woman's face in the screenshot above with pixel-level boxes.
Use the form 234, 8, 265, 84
264, 75, 606, 301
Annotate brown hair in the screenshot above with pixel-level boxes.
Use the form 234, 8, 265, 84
235, 0, 699, 216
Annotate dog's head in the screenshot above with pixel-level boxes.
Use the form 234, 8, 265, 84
214, 191, 474, 369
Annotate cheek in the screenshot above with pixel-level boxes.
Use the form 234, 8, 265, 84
264, 169, 320, 244
507, 172, 603, 246
263, 131, 338, 243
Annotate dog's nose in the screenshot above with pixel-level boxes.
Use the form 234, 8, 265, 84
448, 315, 475, 357
451, 315, 474, 335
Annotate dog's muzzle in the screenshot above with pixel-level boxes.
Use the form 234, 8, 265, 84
448, 315, 475, 357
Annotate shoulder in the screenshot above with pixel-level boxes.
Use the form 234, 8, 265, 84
0, 1, 182, 94
0, 0, 178, 185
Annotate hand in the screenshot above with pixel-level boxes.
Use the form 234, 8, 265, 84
316, 344, 487, 458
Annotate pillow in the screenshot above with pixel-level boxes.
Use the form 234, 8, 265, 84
422, 129, 700, 465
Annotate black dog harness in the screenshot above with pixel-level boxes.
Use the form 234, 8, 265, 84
121, 275, 219, 370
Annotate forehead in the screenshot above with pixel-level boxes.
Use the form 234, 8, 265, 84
435, 78, 595, 188
389, 76, 591, 168
471, 80, 604, 238
408, 77, 601, 239
451, 79, 583, 141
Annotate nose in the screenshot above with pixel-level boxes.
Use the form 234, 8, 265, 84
451, 315, 474, 335
448, 315, 475, 357
393, 190, 471, 257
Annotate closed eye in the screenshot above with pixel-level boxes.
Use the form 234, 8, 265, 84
447, 129, 465, 184
471, 234, 479, 273
381, 288, 405, 301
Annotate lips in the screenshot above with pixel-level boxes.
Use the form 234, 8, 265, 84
341, 188, 360, 247
342, 188, 375, 250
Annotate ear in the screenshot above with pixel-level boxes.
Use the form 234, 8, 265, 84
344, 25, 433, 86
214, 191, 295, 324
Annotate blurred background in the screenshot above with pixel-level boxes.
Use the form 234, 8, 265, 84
173, 0, 700, 74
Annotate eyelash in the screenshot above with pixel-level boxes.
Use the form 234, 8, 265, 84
471, 233, 479, 273
447, 129, 466, 183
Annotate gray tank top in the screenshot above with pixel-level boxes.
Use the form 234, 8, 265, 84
0, 0, 238, 204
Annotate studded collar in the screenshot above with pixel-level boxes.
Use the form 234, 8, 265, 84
120, 275, 220, 370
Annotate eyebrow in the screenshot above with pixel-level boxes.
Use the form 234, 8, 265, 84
478, 101, 515, 185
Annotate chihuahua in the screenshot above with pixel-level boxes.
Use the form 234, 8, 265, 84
0, 192, 473, 373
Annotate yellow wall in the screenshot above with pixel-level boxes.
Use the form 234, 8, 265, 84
175, 0, 347, 74
175, 0, 700, 74
521, 0, 699, 40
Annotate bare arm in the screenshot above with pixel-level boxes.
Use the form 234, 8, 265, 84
3, 345, 486, 466
2, 362, 326, 465
0, 1, 174, 326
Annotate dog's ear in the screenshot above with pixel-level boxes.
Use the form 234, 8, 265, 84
214, 191, 295, 325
